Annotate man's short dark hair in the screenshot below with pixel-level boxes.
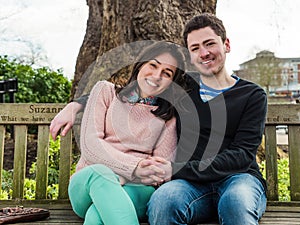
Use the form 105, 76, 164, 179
183, 13, 227, 47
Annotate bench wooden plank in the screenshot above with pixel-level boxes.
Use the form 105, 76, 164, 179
12, 125, 27, 199
264, 125, 278, 201
36, 125, 50, 199
288, 125, 300, 201
0, 125, 5, 188
58, 129, 72, 199
266, 103, 300, 124
0, 103, 65, 125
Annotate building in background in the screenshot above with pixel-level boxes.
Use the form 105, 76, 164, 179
234, 51, 300, 101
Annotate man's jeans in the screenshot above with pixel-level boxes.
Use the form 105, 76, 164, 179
147, 173, 266, 225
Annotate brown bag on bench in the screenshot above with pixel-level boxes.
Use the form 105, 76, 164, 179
0, 206, 50, 224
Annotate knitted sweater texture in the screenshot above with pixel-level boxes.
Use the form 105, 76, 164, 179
77, 81, 177, 181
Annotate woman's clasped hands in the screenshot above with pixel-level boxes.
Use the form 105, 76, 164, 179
133, 156, 172, 186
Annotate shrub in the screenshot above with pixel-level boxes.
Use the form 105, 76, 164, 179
0, 55, 71, 103
0, 137, 66, 200
259, 158, 290, 201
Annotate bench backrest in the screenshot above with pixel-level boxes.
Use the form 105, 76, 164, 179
0, 103, 70, 200
0, 103, 299, 202
265, 103, 300, 202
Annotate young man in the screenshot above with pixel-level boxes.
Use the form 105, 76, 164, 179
50, 13, 267, 225
146, 13, 267, 224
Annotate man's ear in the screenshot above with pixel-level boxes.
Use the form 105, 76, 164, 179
224, 38, 231, 53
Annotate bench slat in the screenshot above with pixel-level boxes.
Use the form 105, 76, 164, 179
12, 125, 28, 199
58, 129, 72, 199
288, 125, 300, 201
264, 125, 278, 201
36, 125, 50, 199
0, 125, 5, 189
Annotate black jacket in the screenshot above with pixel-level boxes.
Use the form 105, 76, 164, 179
172, 72, 267, 191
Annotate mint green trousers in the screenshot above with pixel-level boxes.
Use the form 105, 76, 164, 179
68, 164, 155, 225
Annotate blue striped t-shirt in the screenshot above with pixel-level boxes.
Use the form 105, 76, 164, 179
199, 75, 240, 102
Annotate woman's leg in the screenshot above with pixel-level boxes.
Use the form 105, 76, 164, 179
68, 164, 140, 225
84, 204, 103, 225
123, 183, 155, 222
68, 167, 94, 218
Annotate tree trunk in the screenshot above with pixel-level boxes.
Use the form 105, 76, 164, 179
71, 0, 217, 99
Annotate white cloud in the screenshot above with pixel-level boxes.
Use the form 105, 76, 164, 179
0, 0, 88, 80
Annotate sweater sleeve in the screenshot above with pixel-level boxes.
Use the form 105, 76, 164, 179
80, 81, 144, 181
172, 87, 267, 183
152, 117, 177, 162
72, 94, 89, 111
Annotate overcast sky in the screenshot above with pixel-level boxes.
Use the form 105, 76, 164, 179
0, 0, 88, 79
0, 0, 299, 80
217, 0, 300, 72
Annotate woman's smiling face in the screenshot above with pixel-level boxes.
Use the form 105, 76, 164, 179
137, 52, 177, 98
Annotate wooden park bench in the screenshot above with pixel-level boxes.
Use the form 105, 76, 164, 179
0, 103, 299, 224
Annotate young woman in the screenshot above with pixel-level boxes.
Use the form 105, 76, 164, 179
68, 41, 186, 225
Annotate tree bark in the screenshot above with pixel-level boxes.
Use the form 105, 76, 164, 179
71, 0, 217, 99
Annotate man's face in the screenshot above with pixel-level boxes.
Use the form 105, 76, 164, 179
187, 27, 230, 77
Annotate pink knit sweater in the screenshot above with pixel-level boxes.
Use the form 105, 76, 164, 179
77, 81, 177, 181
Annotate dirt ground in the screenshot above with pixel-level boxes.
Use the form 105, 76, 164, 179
4, 137, 37, 176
